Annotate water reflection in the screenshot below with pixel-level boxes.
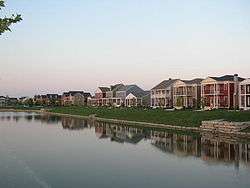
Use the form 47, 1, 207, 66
62, 117, 89, 130
1, 112, 250, 168
95, 122, 147, 144
93, 122, 250, 167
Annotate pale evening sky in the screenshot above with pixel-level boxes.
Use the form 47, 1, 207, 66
0, 0, 250, 97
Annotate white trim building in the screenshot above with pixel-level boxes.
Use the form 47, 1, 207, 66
239, 79, 250, 110
173, 79, 203, 109
150, 79, 178, 108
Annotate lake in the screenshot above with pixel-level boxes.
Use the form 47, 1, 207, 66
0, 112, 249, 188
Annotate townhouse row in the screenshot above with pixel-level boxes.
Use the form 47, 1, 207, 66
33, 85, 150, 108
33, 91, 91, 106
151, 74, 250, 110
1, 74, 249, 110
90, 84, 150, 107
0, 96, 19, 107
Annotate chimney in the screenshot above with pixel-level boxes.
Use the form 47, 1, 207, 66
234, 74, 238, 82
233, 74, 239, 109
169, 78, 172, 80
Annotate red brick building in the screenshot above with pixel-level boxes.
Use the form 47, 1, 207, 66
201, 74, 244, 109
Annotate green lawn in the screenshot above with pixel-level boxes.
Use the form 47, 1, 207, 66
49, 106, 250, 127
0, 105, 43, 110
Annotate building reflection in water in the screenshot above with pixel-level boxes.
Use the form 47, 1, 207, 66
2, 112, 249, 168
95, 122, 147, 144
151, 130, 201, 157
0, 112, 39, 122
35, 114, 62, 124
94, 121, 250, 168
61, 117, 90, 130
152, 130, 250, 168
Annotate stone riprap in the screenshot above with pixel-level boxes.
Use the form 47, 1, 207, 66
201, 120, 250, 133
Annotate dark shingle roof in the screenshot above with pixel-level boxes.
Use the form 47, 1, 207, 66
129, 90, 149, 98
151, 79, 178, 90
46, 94, 59, 98
210, 75, 244, 82
181, 78, 203, 85
83, 93, 92, 98
98, 87, 110, 92
68, 91, 84, 95
111, 84, 124, 92
116, 84, 135, 92
63, 91, 84, 97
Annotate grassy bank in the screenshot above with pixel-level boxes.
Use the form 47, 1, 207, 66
49, 106, 250, 127
0, 105, 43, 111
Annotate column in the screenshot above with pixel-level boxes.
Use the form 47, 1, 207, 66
245, 85, 247, 109
214, 84, 216, 108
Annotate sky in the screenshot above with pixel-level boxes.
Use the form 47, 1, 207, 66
1, 0, 250, 97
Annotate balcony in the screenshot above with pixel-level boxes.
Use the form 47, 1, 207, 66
174, 91, 194, 96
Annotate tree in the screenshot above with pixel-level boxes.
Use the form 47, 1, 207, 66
0, 0, 22, 35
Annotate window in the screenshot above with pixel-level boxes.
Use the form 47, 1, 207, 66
247, 85, 250, 94
247, 96, 250, 107
240, 85, 245, 94
241, 96, 245, 107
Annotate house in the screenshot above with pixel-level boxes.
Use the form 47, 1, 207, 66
46, 94, 61, 106
34, 94, 61, 106
33, 95, 47, 105
62, 91, 83, 106
173, 78, 203, 109
201, 74, 244, 109
115, 84, 149, 107
83, 92, 92, 106
125, 90, 150, 107
239, 79, 250, 110
91, 84, 125, 107
91, 84, 149, 107
0, 96, 6, 107
93, 87, 111, 106
105, 84, 124, 106
150, 79, 178, 108
19, 97, 29, 104
62, 91, 91, 106
6, 97, 18, 106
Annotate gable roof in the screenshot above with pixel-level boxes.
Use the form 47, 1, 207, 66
116, 85, 149, 98
63, 91, 84, 97
19, 97, 28, 100
116, 84, 135, 92
180, 78, 203, 85
129, 90, 150, 98
209, 75, 245, 82
151, 79, 178, 90
98, 87, 110, 92
240, 78, 250, 85
110, 84, 124, 92
68, 91, 84, 95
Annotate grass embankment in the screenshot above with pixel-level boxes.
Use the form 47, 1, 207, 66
0, 105, 42, 111
49, 106, 250, 127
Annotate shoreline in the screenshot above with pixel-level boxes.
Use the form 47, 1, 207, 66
1, 108, 250, 137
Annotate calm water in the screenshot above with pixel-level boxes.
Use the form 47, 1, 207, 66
0, 112, 250, 188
